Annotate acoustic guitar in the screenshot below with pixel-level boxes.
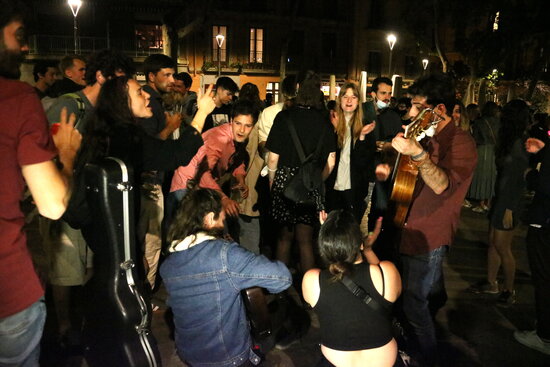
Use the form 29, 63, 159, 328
390, 109, 441, 227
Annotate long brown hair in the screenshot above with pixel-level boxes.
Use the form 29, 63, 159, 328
336, 83, 363, 148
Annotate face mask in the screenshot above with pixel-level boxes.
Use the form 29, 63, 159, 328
376, 99, 389, 109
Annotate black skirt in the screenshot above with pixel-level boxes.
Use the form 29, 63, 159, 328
271, 166, 323, 226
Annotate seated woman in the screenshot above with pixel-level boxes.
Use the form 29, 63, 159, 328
302, 210, 401, 367
160, 189, 291, 367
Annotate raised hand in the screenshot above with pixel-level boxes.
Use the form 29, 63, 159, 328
53, 107, 82, 159
359, 121, 376, 140
197, 84, 216, 115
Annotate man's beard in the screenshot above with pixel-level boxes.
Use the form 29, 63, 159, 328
0, 47, 25, 79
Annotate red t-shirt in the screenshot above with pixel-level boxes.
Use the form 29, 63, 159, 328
0, 77, 56, 318
400, 122, 477, 255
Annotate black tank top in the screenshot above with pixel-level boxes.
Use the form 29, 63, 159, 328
314, 262, 393, 350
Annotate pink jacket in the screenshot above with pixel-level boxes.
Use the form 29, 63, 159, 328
170, 123, 245, 196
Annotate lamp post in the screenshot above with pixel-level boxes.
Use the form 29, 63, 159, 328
215, 34, 225, 77
387, 34, 396, 77
68, 0, 82, 54
422, 58, 429, 74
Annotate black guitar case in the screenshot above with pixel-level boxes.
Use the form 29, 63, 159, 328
82, 157, 161, 367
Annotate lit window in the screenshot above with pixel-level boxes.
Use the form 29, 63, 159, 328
493, 11, 500, 32
213, 26, 227, 62
249, 28, 264, 63
135, 24, 163, 51
266, 81, 279, 102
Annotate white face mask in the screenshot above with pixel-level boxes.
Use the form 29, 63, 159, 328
376, 99, 389, 109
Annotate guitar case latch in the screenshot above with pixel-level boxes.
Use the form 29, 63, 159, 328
116, 182, 133, 192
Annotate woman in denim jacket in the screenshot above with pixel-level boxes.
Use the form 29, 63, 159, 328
160, 189, 292, 367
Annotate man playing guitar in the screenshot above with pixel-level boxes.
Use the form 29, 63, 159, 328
377, 73, 477, 366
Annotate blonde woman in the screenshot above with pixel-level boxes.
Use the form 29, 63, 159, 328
325, 82, 376, 221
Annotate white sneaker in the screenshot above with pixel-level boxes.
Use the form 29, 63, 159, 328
514, 330, 550, 355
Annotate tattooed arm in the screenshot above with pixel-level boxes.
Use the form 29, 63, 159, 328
391, 132, 449, 195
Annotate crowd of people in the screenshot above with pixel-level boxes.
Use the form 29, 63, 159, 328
1, 1, 550, 367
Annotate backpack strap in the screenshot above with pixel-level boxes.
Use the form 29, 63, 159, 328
287, 118, 308, 164
61, 93, 86, 130
287, 116, 328, 164
340, 273, 390, 319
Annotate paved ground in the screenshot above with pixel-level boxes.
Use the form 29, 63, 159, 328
31, 203, 550, 366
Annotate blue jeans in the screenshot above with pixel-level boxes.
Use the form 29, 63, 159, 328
401, 246, 448, 366
0, 297, 46, 367
237, 215, 260, 254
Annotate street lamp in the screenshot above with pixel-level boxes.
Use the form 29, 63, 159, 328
387, 34, 396, 76
422, 58, 429, 72
68, 0, 82, 54
215, 34, 225, 77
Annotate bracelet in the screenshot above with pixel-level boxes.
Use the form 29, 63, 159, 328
267, 167, 277, 172
411, 150, 427, 161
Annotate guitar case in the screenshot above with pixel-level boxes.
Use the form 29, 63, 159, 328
82, 157, 161, 367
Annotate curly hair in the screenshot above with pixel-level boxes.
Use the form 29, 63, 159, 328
84, 49, 136, 86
75, 76, 137, 172
408, 73, 456, 118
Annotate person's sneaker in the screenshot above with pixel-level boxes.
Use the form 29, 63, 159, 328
462, 199, 472, 208
496, 290, 516, 307
472, 205, 487, 213
468, 280, 499, 294
514, 330, 550, 355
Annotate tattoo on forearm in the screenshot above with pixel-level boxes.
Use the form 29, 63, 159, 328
418, 158, 449, 193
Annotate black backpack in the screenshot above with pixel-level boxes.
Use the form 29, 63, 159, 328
282, 118, 327, 207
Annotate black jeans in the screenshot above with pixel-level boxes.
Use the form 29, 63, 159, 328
526, 225, 550, 340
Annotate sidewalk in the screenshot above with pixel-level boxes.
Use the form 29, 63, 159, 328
152, 206, 550, 367
31, 206, 550, 366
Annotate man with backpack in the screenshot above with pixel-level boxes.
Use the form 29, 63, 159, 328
47, 49, 135, 133
0, 1, 82, 364
43, 49, 135, 349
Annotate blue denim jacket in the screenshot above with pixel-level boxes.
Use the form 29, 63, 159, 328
160, 237, 291, 367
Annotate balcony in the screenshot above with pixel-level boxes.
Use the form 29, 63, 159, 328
28, 35, 164, 57
203, 52, 279, 74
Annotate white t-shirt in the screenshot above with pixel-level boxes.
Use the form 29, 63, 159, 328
334, 116, 352, 191
258, 102, 284, 143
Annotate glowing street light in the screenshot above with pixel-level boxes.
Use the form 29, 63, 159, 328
387, 34, 397, 76
215, 34, 225, 77
422, 58, 429, 71
68, 0, 82, 54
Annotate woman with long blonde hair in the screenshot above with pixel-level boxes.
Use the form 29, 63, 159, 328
325, 82, 376, 221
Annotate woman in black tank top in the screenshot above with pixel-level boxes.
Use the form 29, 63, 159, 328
302, 210, 402, 367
